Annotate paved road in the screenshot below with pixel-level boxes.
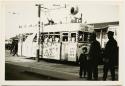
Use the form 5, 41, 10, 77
5, 63, 61, 80
5, 50, 118, 80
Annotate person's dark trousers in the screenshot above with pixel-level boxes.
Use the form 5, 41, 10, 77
79, 64, 87, 78
87, 60, 92, 80
79, 64, 83, 78
110, 66, 115, 80
13, 52, 18, 56
10, 48, 13, 54
13, 50, 18, 56
103, 63, 115, 80
83, 64, 87, 77
93, 64, 98, 80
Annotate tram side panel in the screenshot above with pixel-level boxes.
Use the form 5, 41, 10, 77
43, 42, 61, 60
32, 41, 37, 57
61, 42, 90, 62
18, 33, 37, 57
18, 41, 22, 56
22, 38, 34, 57
61, 42, 69, 61
67, 43, 77, 62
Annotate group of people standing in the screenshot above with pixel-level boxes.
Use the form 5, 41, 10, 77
10, 40, 18, 56
79, 31, 118, 81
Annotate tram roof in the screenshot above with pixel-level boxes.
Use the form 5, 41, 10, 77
42, 23, 94, 33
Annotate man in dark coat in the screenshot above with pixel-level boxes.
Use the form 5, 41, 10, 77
103, 31, 118, 81
79, 47, 87, 78
13, 40, 18, 56
10, 40, 15, 54
87, 33, 101, 80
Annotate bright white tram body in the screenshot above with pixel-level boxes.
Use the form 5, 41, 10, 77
18, 23, 94, 62
18, 23, 118, 62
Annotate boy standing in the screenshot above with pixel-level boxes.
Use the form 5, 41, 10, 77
79, 47, 87, 78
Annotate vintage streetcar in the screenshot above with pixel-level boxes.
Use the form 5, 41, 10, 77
18, 23, 94, 62
17, 23, 118, 62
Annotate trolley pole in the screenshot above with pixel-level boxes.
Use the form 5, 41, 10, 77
36, 4, 41, 62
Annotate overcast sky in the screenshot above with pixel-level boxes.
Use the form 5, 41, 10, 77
4, 0, 120, 39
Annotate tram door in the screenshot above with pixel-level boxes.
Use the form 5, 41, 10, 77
61, 32, 77, 61
61, 32, 69, 61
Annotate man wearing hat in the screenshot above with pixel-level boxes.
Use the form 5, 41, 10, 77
103, 31, 118, 80
87, 32, 101, 80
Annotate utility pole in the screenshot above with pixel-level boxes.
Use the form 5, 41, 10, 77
36, 4, 47, 62
36, 4, 41, 62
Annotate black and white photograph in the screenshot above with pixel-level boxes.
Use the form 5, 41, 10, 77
4, 0, 120, 81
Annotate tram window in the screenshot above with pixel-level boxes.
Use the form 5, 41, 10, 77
79, 35, 83, 41
48, 35, 55, 42
71, 33, 76, 42
42, 33, 48, 42
44, 35, 49, 43
55, 35, 60, 42
62, 33, 68, 42
78, 31, 84, 42
49, 36, 53, 42
62, 36, 68, 42
52, 35, 55, 42
78, 32, 89, 42
54, 32, 60, 42
84, 32, 88, 41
